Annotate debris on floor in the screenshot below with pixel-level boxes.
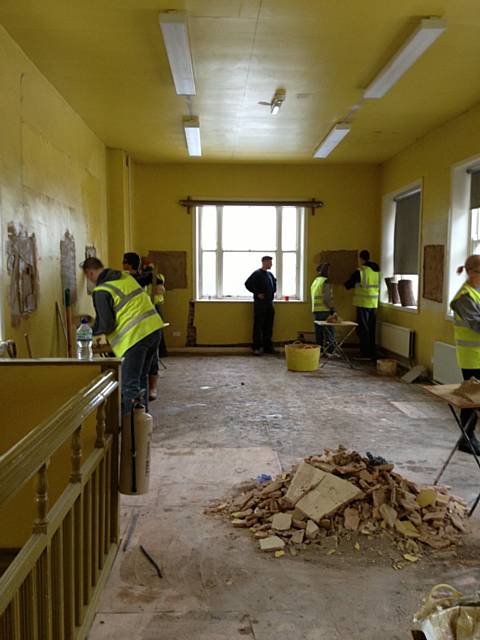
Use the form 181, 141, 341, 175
207, 445, 469, 561
412, 583, 480, 639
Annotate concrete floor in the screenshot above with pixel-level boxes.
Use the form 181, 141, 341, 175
89, 355, 480, 640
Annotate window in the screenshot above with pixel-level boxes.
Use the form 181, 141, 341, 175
469, 170, 480, 255
195, 205, 305, 300
381, 184, 422, 310
447, 158, 480, 316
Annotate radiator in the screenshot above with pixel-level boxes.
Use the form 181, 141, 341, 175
377, 322, 414, 360
433, 341, 462, 384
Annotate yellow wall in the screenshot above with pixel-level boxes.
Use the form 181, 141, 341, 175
0, 25, 108, 356
380, 102, 480, 368
133, 163, 381, 346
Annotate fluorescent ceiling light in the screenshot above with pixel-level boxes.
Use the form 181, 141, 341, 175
363, 17, 447, 99
183, 117, 201, 156
313, 123, 351, 158
159, 11, 196, 96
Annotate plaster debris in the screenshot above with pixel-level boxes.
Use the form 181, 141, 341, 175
208, 445, 469, 560
259, 536, 285, 552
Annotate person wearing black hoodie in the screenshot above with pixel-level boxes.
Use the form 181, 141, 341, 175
344, 250, 380, 360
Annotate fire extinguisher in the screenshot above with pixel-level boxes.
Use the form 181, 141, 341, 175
119, 395, 153, 495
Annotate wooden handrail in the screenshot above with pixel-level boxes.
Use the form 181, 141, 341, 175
0, 370, 119, 509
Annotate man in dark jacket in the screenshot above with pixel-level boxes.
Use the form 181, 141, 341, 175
245, 256, 277, 355
344, 249, 380, 360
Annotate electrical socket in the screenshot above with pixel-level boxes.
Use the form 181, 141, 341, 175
172, 331, 181, 337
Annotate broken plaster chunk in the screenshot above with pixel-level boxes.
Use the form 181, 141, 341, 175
379, 504, 398, 528
259, 536, 286, 552
305, 520, 320, 540
271, 512, 292, 531
395, 519, 420, 538
344, 507, 360, 531
290, 529, 305, 545
231, 519, 248, 527
284, 462, 326, 505
416, 489, 437, 508
296, 472, 363, 523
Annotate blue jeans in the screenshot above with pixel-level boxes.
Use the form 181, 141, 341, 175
122, 330, 161, 415
314, 311, 335, 352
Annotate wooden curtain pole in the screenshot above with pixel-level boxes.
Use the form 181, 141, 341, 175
178, 197, 324, 212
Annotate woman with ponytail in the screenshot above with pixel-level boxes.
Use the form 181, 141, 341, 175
450, 254, 480, 454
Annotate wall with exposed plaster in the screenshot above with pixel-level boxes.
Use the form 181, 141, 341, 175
0, 24, 108, 356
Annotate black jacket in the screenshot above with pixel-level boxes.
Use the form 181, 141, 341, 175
344, 261, 380, 290
245, 269, 277, 301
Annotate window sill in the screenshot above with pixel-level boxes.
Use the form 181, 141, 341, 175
195, 298, 305, 303
380, 302, 419, 314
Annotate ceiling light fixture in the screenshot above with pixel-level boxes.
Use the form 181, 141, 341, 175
313, 123, 351, 158
183, 117, 201, 156
271, 89, 286, 115
159, 11, 196, 96
363, 17, 447, 99
259, 88, 286, 114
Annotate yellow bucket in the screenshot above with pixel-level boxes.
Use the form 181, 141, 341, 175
285, 342, 320, 372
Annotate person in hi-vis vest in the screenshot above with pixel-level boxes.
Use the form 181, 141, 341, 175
450, 254, 480, 455
122, 253, 167, 400
344, 249, 380, 360
81, 257, 163, 415
310, 263, 335, 353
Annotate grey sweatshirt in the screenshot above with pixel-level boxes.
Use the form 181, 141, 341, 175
450, 287, 480, 333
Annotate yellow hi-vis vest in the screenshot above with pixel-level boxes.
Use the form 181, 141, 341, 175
451, 283, 480, 369
94, 273, 164, 357
353, 266, 380, 309
311, 276, 329, 312
147, 273, 165, 305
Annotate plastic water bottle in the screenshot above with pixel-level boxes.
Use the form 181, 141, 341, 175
76, 318, 93, 360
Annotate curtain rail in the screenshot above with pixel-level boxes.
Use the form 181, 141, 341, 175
179, 197, 324, 213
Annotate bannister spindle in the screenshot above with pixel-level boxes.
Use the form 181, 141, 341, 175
33, 463, 49, 534
95, 402, 106, 448
70, 426, 82, 483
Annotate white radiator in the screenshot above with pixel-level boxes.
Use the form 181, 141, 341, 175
377, 322, 414, 359
433, 341, 462, 384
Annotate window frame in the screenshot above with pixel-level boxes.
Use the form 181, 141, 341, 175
446, 156, 480, 318
380, 180, 423, 313
194, 204, 305, 301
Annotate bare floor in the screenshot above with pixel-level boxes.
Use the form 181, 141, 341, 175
89, 356, 480, 639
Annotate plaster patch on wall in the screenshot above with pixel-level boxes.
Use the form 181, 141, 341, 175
7, 222, 39, 326
60, 229, 77, 304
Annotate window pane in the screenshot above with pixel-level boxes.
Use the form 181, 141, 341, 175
223, 252, 268, 297
282, 207, 297, 250
201, 251, 216, 297
282, 253, 297, 297
222, 206, 276, 250
201, 206, 217, 250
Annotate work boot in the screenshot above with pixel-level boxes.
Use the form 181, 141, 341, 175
148, 375, 159, 401
458, 434, 480, 456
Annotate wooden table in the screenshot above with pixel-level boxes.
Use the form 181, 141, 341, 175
423, 383, 480, 516
314, 320, 358, 369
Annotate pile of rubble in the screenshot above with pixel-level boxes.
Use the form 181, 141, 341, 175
210, 446, 468, 560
